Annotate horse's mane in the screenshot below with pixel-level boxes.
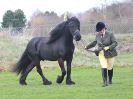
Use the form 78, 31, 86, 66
47, 21, 68, 43
47, 17, 79, 44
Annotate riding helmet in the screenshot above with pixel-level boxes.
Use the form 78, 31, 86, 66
96, 22, 106, 32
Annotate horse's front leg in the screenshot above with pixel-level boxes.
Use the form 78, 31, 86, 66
56, 58, 66, 84
66, 56, 75, 85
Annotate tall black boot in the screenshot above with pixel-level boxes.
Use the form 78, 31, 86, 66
108, 69, 113, 84
102, 68, 108, 87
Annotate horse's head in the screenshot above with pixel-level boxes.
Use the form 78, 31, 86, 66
67, 17, 81, 41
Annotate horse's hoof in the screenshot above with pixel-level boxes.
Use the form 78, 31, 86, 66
56, 75, 63, 84
43, 80, 52, 85
19, 81, 27, 85
66, 80, 75, 85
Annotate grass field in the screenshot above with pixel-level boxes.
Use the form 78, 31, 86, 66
0, 34, 133, 99
0, 67, 133, 99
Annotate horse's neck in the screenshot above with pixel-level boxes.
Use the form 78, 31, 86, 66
61, 33, 73, 46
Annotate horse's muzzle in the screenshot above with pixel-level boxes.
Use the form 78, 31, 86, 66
74, 30, 81, 41
75, 34, 81, 41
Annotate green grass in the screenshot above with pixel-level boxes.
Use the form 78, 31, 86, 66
0, 35, 133, 99
0, 67, 133, 99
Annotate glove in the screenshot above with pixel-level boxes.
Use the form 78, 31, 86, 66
85, 46, 88, 50
104, 46, 109, 51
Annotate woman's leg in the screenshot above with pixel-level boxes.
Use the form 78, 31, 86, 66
98, 51, 108, 87
107, 58, 114, 84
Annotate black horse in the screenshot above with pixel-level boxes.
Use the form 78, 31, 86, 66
13, 17, 81, 85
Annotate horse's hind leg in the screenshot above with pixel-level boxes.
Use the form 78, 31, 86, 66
56, 58, 66, 84
19, 61, 35, 85
36, 63, 52, 85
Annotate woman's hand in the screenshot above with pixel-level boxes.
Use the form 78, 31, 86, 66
85, 46, 88, 50
104, 46, 109, 51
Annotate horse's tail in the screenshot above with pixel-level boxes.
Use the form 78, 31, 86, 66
12, 48, 31, 75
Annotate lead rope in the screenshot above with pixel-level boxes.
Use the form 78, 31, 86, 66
75, 39, 95, 56
75, 39, 96, 67
79, 39, 95, 53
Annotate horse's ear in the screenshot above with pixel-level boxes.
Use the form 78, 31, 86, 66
64, 12, 70, 21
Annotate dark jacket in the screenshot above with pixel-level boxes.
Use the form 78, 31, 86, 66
86, 32, 118, 58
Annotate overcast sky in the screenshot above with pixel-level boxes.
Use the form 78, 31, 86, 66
0, 0, 124, 22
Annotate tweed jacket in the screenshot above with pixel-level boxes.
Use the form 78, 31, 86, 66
86, 31, 118, 57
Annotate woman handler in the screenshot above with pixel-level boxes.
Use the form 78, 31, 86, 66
85, 22, 118, 87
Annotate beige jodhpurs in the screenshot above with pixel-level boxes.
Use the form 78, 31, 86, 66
98, 50, 114, 70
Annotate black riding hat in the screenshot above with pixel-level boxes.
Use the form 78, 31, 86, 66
96, 22, 106, 32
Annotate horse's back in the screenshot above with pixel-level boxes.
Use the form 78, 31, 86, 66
30, 37, 48, 43
26, 37, 49, 59
26, 37, 62, 61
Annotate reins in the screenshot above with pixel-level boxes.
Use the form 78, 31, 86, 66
75, 39, 95, 53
